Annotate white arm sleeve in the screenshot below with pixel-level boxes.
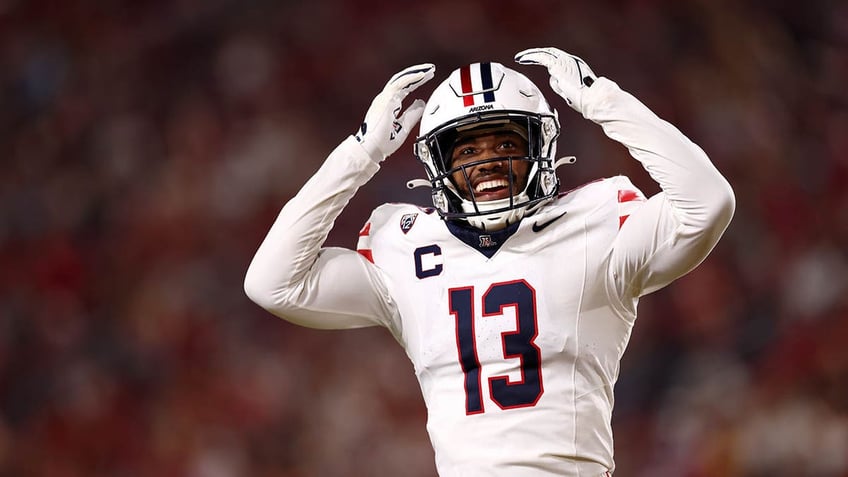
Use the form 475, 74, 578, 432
243, 136, 396, 330
583, 78, 736, 303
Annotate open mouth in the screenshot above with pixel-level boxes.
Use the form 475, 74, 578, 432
472, 177, 512, 201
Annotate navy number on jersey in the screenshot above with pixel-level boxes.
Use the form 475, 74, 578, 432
449, 280, 543, 414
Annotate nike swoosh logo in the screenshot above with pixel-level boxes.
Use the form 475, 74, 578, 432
532, 211, 568, 232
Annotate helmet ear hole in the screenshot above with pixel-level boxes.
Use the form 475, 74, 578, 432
413, 62, 562, 230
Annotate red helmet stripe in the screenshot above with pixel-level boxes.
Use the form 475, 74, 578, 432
460, 65, 474, 106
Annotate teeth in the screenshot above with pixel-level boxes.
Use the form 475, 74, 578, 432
475, 179, 509, 193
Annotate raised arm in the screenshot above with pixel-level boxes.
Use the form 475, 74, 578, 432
243, 64, 435, 330
515, 47, 735, 302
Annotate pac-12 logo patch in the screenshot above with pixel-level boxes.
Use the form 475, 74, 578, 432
400, 213, 418, 234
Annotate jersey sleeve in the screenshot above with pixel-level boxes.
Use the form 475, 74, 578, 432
243, 136, 397, 331
581, 78, 736, 312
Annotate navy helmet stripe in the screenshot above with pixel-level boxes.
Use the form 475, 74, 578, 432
480, 62, 496, 103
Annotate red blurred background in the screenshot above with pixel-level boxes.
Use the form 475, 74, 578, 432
1, 0, 847, 475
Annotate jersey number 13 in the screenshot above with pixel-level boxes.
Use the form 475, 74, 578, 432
449, 280, 543, 415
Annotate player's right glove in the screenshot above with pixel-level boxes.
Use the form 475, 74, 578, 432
514, 47, 597, 116
354, 63, 436, 163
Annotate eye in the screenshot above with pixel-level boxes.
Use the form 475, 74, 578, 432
457, 146, 476, 156
497, 140, 517, 150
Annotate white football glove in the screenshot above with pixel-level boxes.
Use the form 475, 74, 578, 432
514, 47, 597, 115
354, 63, 436, 163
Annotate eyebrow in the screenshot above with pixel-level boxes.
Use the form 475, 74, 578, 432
453, 132, 523, 149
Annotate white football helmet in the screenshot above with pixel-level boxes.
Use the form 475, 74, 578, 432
412, 62, 561, 231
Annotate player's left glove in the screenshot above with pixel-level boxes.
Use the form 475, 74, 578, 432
514, 47, 597, 115
354, 63, 436, 163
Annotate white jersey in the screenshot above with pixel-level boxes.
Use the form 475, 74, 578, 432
244, 78, 735, 476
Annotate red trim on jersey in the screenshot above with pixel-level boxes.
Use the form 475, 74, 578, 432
358, 222, 371, 237
618, 189, 640, 203
460, 65, 474, 106
618, 189, 642, 228
357, 249, 373, 263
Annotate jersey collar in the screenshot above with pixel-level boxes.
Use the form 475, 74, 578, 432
445, 219, 521, 258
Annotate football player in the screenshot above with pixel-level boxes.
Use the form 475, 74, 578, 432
244, 47, 735, 476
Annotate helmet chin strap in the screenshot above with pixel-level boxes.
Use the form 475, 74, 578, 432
461, 190, 530, 231
466, 205, 524, 231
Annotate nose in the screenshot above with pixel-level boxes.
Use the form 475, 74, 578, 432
476, 155, 507, 173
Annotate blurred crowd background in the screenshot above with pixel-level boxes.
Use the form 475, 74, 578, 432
2, 0, 847, 475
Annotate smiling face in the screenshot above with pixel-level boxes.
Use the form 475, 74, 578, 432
449, 130, 531, 202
